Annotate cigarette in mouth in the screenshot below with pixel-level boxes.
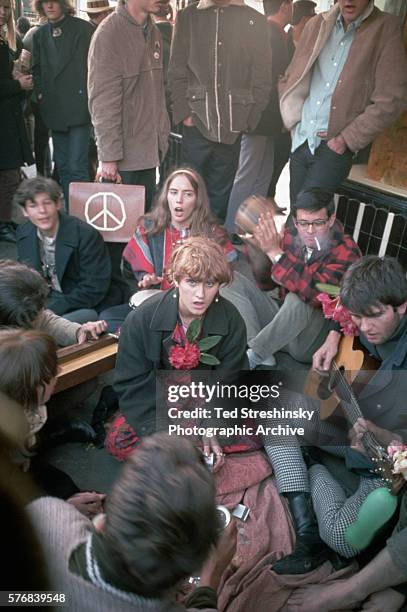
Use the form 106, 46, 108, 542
314, 237, 321, 251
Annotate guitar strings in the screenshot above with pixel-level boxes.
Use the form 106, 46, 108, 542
330, 362, 384, 458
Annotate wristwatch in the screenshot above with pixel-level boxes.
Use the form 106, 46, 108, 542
272, 253, 283, 264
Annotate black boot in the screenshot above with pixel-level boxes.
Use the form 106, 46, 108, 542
41, 418, 97, 449
273, 492, 331, 574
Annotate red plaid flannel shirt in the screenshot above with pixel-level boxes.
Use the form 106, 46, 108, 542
257, 221, 361, 307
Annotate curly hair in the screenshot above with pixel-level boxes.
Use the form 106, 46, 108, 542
168, 236, 233, 286
103, 432, 218, 597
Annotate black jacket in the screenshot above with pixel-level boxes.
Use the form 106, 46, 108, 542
0, 39, 33, 169
32, 16, 93, 131
114, 289, 248, 435
169, 2, 272, 144
17, 213, 112, 315
345, 317, 407, 471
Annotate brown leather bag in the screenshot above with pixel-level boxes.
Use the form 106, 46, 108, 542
69, 182, 145, 243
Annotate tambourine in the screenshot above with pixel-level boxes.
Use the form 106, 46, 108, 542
234, 195, 276, 239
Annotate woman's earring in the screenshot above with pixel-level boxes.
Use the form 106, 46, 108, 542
215, 294, 219, 303
173, 286, 178, 299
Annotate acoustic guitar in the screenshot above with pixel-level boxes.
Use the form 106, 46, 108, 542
304, 335, 404, 495
304, 335, 379, 420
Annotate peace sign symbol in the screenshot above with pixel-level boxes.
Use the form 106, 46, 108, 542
84, 192, 127, 232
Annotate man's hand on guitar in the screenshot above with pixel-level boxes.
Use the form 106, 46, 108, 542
349, 417, 369, 455
77, 320, 108, 344
313, 330, 341, 373
349, 418, 402, 453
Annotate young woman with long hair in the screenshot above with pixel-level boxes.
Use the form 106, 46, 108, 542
100, 167, 237, 331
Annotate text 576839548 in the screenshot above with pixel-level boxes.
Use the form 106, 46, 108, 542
1, 592, 67, 606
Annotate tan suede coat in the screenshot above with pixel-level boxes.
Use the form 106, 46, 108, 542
279, 4, 407, 152
88, 6, 170, 171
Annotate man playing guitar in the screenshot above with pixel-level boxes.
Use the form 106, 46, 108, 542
264, 255, 407, 575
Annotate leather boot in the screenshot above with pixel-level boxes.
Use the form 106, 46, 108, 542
40, 419, 97, 449
273, 492, 331, 574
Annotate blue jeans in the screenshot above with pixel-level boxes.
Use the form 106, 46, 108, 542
52, 124, 91, 209
289, 141, 354, 207
182, 125, 241, 224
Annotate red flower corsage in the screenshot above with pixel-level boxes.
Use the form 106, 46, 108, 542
169, 319, 222, 370
169, 341, 201, 369
316, 283, 358, 336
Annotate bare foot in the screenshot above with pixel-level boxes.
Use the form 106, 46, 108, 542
286, 581, 361, 612
361, 588, 405, 612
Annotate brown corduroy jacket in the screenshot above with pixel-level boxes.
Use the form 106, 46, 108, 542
88, 6, 170, 171
279, 4, 407, 152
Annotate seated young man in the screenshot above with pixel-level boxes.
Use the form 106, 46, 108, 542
28, 432, 232, 611
0, 259, 107, 346
15, 177, 113, 323
241, 188, 361, 367
264, 255, 407, 574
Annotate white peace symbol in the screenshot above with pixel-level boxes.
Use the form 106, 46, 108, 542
85, 192, 127, 231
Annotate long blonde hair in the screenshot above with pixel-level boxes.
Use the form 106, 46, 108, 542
140, 168, 219, 236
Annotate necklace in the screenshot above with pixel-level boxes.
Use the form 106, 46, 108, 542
52, 27, 62, 37
170, 225, 190, 248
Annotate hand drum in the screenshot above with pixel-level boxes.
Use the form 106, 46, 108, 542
235, 195, 275, 237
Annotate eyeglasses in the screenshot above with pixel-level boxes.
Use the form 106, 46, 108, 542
294, 219, 329, 229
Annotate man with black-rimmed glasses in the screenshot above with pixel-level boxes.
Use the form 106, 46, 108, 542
243, 188, 360, 368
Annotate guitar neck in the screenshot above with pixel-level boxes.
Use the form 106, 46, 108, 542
331, 362, 382, 456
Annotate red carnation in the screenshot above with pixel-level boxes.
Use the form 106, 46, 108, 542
169, 341, 201, 370
317, 293, 359, 336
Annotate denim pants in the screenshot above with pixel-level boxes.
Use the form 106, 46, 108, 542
52, 124, 91, 209
289, 140, 354, 207
182, 125, 241, 224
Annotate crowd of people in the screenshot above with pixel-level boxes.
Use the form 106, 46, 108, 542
1, 0, 407, 609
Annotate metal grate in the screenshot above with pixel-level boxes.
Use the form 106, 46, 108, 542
336, 195, 407, 267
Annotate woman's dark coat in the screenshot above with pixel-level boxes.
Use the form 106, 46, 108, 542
114, 289, 249, 435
